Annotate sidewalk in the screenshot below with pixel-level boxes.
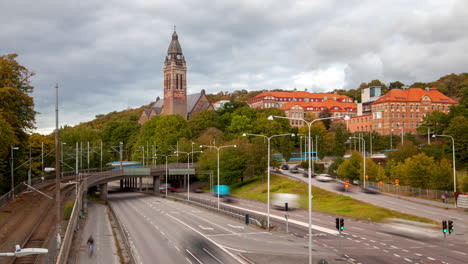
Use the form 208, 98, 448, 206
381, 192, 462, 209
77, 201, 120, 264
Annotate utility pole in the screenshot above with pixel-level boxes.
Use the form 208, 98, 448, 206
100, 140, 103, 172
41, 141, 44, 179
87, 141, 90, 173
80, 141, 83, 172
428, 127, 431, 145
54, 83, 62, 246
75, 142, 79, 177
28, 145, 32, 185
119, 142, 123, 170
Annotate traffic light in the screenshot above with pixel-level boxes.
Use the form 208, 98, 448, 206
448, 220, 454, 234
442, 220, 447, 234
335, 218, 340, 231
340, 218, 344, 231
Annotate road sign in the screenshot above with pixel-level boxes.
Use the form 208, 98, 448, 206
365, 174, 368, 179
169, 168, 195, 175
395, 179, 400, 186
378, 180, 383, 185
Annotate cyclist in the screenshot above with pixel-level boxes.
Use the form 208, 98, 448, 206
87, 235, 94, 256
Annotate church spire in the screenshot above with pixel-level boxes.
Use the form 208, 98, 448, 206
167, 27, 183, 55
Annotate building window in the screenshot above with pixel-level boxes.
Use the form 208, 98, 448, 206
424, 106, 428, 110
396, 104, 400, 110
402, 105, 406, 111
391, 113, 394, 118
402, 113, 405, 118
410, 113, 413, 118
391, 104, 394, 110
416, 113, 419, 118
416, 105, 419, 110
410, 104, 413, 110
396, 113, 399, 118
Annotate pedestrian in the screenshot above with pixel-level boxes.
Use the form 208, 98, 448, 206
87, 235, 94, 257
441, 193, 447, 203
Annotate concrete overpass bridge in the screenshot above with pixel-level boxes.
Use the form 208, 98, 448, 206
81, 163, 203, 202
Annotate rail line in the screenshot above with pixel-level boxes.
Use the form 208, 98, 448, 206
6, 183, 76, 264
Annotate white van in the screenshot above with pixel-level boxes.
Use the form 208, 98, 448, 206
271, 193, 300, 210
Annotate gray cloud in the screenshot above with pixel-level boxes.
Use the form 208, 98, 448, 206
0, 0, 466, 134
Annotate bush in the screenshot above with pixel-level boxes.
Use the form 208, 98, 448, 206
63, 201, 75, 220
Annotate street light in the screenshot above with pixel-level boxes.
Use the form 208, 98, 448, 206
243, 132, 295, 229
155, 154, 177, 197
174, 150, 203, 200
10, 146, 19, 200
350, 137, 366, 188
200, 144, 237, 210
268, 114, 349, 264
432, 134, 457, 208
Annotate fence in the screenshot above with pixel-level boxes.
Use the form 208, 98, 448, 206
365, 180, 452, 203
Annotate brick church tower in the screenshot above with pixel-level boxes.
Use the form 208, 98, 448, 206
161, 30, 187, 118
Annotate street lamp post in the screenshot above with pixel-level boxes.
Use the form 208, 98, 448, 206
390, 129, 394, 150
350, 137, 366, 188
432, 134, 457, 208
400, 127, 404, 145
200, 144, 237, 210
10, 146, 19, 200
156, 154, 177, 197
243, 132, 295, 230
175, 150, 202, 201
268, 115, 349, 264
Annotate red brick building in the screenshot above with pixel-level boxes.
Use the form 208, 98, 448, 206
371, 87, 457, 135
346, 114, 372, 132
248, 91, 353, 109
280, 100, 358, 127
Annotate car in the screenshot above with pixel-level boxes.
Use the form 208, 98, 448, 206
289, 167, 299, 173
168, 187, 181, 192
280, 164, 289, 170
302, 171, 317, 178
316, 174, 333, 182
194, 187, 203, 193
362, 186, 379, 194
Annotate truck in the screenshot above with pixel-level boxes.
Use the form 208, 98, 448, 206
271, 193, 300, 210
213, 185, 230, 197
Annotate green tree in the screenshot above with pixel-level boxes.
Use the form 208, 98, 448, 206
188, 110, 221, 137
444, 116, 468, 165
337, 151, 362, 181
134, 115, 191, 156
417, 111, 449, 135
388, 141, 418, 163
0, 54, 37, 140
389, 81, 405, 90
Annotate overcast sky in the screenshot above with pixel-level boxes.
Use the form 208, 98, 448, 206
1, 0, 467, 134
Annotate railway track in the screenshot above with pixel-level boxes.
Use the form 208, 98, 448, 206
7, 183, 76, 264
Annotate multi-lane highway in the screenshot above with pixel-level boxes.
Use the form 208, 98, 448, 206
181, 190, 467, 264
109, 191, 339, 264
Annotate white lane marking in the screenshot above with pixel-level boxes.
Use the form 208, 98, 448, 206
415, 253, 422, 256
186, 249, 203, 264
452, 250, 467, 255
203, 248, 224, 264
199, 225, 214, 230
427, 257, 435, 260
175, 246, 181, 252
186, 257, 193, 264
206, 232, 268, 237
350, 226, 363, 230
227, 224, 244, 229
404, 258, 412, 262
394, 254, 400, 257
167, 213, 246, 263
380, 243, 387, 246
402, 249, 409, 252
220, 202, 339, 235
383, 250, 389, 253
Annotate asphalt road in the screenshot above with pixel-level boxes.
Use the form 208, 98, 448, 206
181, 190, 468, 264
280, 169, 468, 233
108, 191, 343, 264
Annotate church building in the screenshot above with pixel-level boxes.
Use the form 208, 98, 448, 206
139, 30, 213, 124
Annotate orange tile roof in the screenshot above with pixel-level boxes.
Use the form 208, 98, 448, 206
373, 87, 457, 104
280, 100, 357, 111
251, 91, 352, 100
